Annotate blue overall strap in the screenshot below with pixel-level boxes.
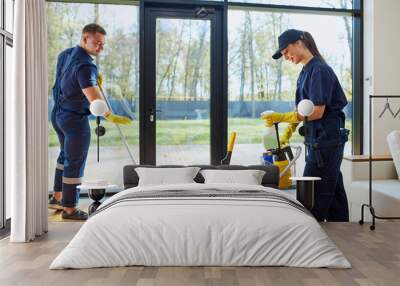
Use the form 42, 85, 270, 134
53, 47, 79, 108
52, 54, 67, 108
60, 48, 79, 79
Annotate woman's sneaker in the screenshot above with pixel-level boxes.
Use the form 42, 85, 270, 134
48, 196, 63, 210
62, 209, 88, 221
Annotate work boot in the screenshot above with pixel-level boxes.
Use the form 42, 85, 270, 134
48, 196, 63, 210
62, 209, 88, 221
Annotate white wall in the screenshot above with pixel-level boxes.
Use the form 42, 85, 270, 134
364, 0, 400, 155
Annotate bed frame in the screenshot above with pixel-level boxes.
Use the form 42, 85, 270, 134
123, 164, 279, 189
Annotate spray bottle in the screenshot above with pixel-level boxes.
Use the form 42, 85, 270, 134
261, 111, 275, 165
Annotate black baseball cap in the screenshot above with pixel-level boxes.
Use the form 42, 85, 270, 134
272, 29, 305, 60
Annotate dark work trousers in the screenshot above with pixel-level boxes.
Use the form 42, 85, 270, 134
51, 108, 91, 208
304, 143, 349, 222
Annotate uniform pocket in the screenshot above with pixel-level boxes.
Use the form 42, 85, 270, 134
306, 148, 318, 164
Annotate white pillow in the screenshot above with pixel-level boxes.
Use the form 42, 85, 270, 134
387, 131, 400, 180
135, 167, 200, 186
200, 169, 265, 185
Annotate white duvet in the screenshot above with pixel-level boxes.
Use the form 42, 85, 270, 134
50, 183, 351, 269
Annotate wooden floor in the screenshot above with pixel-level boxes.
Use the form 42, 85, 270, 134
0, 221, 399, 286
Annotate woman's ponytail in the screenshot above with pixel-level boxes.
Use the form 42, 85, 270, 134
301, 31, 325, 63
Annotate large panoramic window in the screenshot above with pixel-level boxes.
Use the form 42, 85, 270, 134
227, 9, 353, 165
46, 0, 358, 177
5, 44, 12, 221
47, 2, 139, 191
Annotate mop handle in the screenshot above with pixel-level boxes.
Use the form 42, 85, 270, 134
96, 116, 100, 162
227, 132, 237, 152
98, 80, 137, 165
304, 117, 308, 161
274, 123, 281, 150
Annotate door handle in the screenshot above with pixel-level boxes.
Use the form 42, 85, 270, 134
149, 109, 162, 122
195, 7, 215, 18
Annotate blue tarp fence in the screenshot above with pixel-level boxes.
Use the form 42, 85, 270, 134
48, 99, 352, 120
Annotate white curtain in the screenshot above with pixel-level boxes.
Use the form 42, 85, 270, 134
9, 0, 48, 242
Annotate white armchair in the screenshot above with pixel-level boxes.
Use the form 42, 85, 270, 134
342, 155, 400, 222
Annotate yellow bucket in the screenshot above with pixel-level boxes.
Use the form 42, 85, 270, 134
274, 160, 292, 189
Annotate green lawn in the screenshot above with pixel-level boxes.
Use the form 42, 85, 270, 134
48, 120, 140, 147
48, 118, 352, 148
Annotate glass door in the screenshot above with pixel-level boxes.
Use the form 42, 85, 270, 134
141, 3, 226, 165
155, 18, 211, 165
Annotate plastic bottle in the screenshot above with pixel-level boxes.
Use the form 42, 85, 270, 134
260, 110, 275, 150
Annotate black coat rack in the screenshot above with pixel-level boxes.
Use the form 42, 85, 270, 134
359, 95, 400, 230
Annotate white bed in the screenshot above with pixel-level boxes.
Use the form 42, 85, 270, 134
50, 183, 351, 269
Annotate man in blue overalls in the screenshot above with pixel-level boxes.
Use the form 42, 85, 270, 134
49, 23, 131, 220
262, 29, 349, 222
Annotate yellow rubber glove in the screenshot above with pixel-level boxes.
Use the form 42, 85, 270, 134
280, 122, 299, 146
105, 113, 132, 125
98, 74, 104, 90
98, 74, 132, 125
261, 111, 299, 127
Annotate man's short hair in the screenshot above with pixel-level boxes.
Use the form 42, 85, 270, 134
82, 23, 106, 36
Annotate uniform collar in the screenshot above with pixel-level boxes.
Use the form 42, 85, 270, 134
75, 45, 94, 62
302, 57, 319, 72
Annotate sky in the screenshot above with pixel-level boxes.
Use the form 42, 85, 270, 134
64, 3, 139, 35
62, 2, 351, 69
228, 9, 352, 68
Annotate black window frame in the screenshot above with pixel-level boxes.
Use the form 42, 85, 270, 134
225, 0, 362, 155
141, 0, 362, 160
140, 1, 227, 165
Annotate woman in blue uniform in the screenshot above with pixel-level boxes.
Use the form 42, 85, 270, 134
262, 29, 349, 222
